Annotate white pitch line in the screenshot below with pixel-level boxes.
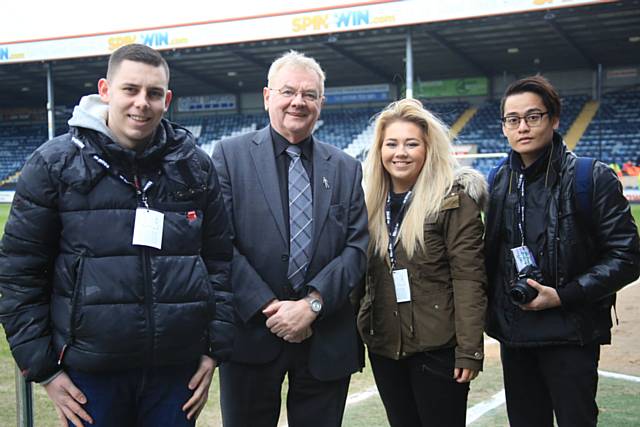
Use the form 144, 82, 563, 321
625, 278, 639, 289
280, 366, 640, 427
345, 386, 379, 405
281, 278, 640, 427
599, 370, 640, 383
466, 389, 506, 425
465, 276, 640, 425
280, 387, 380, 427
465, 370, 640, 425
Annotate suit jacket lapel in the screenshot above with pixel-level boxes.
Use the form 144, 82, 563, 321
249, 127, 288, 246
310, 141, 335, 258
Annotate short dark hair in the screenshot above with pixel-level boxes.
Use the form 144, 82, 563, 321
501, 75, 561, 120
107, 44, 170, 83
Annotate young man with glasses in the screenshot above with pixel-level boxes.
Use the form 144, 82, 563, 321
484, 75, 639, 426
212, 50, 368, 427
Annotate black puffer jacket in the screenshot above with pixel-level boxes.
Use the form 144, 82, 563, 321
485, 135, 640, 347
0, 102, 233, 383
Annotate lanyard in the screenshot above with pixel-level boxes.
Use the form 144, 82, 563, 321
516, 173, 526, 247
75, 137, 154, 208
385, 190, 412, 270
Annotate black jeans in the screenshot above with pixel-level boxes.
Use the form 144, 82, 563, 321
501, 343, 600, 427
369, 348, 470, 427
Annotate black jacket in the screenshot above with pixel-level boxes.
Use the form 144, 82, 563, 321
0, 102, 233, 383
485, 134, 640, 347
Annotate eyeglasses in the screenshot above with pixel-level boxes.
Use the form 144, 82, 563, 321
501, 111, 549, 129
268, 87, 321, 102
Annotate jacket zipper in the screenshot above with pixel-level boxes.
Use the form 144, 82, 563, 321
367, 274, 375, 335
59, 256, 84, 365
135, 173, 156, 364
141, 245, 155, 363
555, 191, 584, 345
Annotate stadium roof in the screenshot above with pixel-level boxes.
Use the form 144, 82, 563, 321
1, 0, 639, 110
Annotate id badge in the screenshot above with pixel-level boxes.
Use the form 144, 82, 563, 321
132, 208, 164, 249
511, 245, 537, 273
392, 269, 411, 303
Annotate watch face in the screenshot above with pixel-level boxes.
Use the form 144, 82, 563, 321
311, 300, 322, 312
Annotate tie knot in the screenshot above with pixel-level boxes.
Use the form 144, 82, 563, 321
286, 145, 302, 159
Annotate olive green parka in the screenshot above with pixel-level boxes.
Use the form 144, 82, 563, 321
357, 168, 488, 371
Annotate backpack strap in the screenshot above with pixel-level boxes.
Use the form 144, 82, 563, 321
574, 156, 595, 222
488, 156, 508, 192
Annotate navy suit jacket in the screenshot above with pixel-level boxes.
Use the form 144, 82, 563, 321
212, 126, 368, 380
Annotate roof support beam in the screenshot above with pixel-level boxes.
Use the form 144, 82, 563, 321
424, 30, 490, 77
232, 50, 270, 70
322, 43, 394, 82
546, 19, 596, 69
168, 61, 238, 93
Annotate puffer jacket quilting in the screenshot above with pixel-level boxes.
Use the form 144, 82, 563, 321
0, 117, 234, 382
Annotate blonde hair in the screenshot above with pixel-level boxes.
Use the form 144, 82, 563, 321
267, 50, 326, 95
364, 98, 458, 260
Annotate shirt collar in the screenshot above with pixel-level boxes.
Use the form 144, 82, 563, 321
270, 126, 313, 159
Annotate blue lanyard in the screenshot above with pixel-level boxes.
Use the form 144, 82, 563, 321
516, 174, 526, 247
385, 190, 412, 270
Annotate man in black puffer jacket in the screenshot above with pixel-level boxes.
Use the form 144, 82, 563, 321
485, 76, 640, 427
0, 44, 233, 426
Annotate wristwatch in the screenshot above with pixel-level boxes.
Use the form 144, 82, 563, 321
306, 296, 323, 314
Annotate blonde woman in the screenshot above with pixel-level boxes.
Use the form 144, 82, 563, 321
357, 98, 487, 427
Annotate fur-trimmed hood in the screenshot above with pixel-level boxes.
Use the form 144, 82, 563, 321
454, 166, 489, 211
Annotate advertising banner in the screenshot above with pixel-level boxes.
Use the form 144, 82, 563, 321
0, 0, 604, 64
415, 77, 488, 98
324, 84, 390, 104
177, 94, 236, 112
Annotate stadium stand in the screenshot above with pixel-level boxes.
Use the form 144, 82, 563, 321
574, 90, 640, 165
0, 124, 47, 184
313, 108, 378, 150
422, 101, 470, 128
1, 93, 639, 185
458, 94, 590, 175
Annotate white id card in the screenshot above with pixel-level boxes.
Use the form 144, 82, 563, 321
511, 245, 537, 273
132, 208, 164, 249
392, 269, 411, 303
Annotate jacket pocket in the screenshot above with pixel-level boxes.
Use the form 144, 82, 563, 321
59, 256, 84, 365
412, 288, 455, 348
196, 257, 215, 320
357, 274, 377, 343
329, 203, 346, 227
357, 296, 373, 336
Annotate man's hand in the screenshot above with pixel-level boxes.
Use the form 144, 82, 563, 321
263, 300, 317, 342
284, 326, 314, 343
182, 355, 217, 421
262, 298, 280, 316
520, 279, 562, 311
454, 368, 478, 383
43, 372, 93, 427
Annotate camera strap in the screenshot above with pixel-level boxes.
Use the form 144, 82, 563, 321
385, 190, 412, 270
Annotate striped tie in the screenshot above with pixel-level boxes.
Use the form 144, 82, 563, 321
286, 145, 313, 290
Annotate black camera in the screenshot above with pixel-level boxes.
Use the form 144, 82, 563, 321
509, 265, 544, 305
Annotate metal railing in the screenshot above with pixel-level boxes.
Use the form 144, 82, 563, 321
15, 365, 34, 427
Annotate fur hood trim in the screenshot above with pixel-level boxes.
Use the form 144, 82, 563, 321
453, 166, 488, 211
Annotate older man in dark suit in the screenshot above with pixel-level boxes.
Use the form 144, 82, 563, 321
212, 50, 368, 427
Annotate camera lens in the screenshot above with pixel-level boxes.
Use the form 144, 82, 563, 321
510, 279, 538, 304
510, 287, 528, 304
